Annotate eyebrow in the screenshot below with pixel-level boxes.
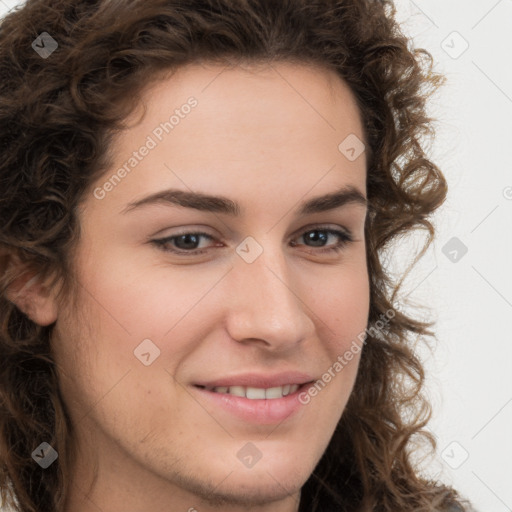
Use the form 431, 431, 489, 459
121, 185, 367, 216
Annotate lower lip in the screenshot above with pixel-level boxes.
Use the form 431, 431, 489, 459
193, 384, 311, 425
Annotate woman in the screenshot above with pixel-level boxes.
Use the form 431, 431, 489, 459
0, 0, 477, 511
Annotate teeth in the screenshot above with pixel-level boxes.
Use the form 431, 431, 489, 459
228, 386, 246, 397
209, 384, 301, 399
246, 387, 266, 399
265, 386, 284, 399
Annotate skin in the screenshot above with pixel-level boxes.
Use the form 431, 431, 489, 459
14, 61, 370, 512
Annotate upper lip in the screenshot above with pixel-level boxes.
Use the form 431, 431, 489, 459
194, 371, 315, 389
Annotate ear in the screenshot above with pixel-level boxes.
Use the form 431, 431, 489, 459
4, 260, 59, 326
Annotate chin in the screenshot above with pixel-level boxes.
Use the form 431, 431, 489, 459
164, 450, 312, 507
182, 470, 306, 508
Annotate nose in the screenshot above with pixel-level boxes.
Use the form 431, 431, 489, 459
223, 240, 316, 353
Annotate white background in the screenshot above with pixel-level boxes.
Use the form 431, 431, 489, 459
0, 1, 511, 511
390, 2, 512, 512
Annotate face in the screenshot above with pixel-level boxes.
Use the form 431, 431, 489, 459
47, 61, 370, 511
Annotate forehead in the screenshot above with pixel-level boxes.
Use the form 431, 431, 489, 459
88, 60, 367, 217
119, 59, 365, 153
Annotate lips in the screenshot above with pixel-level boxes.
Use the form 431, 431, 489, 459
192, 372, 316, 424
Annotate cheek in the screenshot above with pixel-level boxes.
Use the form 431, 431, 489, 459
308, 260, 370, 396
311, 260, 370, 347
73, 240, 224, 344
52, 254, 226, 422
52, 283, 181, 445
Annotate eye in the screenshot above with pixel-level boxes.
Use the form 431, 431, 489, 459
151, 231, 217, 255
150, 226, 354, 256
291, 227, 353, 254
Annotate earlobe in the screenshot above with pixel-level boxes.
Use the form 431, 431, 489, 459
5, 267, 59, 327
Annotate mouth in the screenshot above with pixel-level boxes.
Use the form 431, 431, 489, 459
194, 383, 302, 399
191, 373, 316, 424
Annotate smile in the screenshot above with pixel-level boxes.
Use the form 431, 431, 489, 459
198, 384, 300, 399
193, 380, 314, 424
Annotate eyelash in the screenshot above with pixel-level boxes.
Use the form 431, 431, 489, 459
151, 226, 354, 256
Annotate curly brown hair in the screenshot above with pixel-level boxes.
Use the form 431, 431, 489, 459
0, 0, 472, 511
